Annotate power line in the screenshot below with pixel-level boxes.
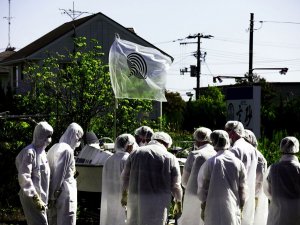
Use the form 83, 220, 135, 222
258, 20, 300, 25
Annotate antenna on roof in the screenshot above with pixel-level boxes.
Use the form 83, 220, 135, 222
3, 0, 15, 51
59, 1, 90, 21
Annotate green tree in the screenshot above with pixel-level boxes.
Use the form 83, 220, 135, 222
15, 37, 154, 139
0, 37, 156, 215
183, 86, 227, 131
162, 91, 186, 131
236, 73, 279, 138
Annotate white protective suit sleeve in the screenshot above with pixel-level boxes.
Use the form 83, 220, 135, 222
121, 158, 130, 193
181, 152, 196, 188
16, 146, 38, 197
263, 166, 272, 200
197, 159, 210, 203
171, 156, 183, 201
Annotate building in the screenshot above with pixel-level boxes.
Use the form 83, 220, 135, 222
0, 12, 172, 94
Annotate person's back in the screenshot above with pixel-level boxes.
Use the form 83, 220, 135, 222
225, 121, 258, 225
102, 152, 129, 223
231, 138, 257, 175
200, 151, 247, 225
181, 127, 213, 188
121, 132, 182, 225
178, 145, 216, 225
198, 130, 247, 225
100, 134, 137, 225
264, 136, 300, 225
128, 145, 174, 194
244, 129, 268, 225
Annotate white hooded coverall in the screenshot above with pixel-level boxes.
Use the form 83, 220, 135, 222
253, 150, 268, 225
15, 121, 53, 225
47, 123, 83, 225
100, 151, 129, 225
100, 133, 137, 225
178, 144, 216, 225
264, 155, 300, 225
121, 140, 182, 225
230, 138, 258, 225
198, 150, 248, 225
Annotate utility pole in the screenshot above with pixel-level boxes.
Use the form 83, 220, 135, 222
180, 33, 213, 100
248, 13, 254, 82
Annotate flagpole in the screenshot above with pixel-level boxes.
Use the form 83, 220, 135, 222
160, 101, 162, 130
114, 97, 118, 141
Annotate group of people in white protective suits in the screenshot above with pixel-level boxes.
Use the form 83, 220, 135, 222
16, 121, 84, 225
16, 121, 300, 225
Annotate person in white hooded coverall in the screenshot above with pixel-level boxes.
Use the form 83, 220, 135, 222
121, 131, 183, 225
178, 127, 216, 225
197, 130, 248, 225
15, 121, 54, 225
134, 125, 154, 147
100, 133, 138, 225
47, 122, 83, 225
244, 129, 268, 225
263, 136, 300, 225
225, 121, 258, 225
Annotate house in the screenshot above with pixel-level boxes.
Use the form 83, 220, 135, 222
0, 12, 172, 95
0, 48, 16, 93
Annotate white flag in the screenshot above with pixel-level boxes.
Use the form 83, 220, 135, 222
109, 36, 172, 102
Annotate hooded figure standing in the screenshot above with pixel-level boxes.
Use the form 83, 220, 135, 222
197, 130, 248, 225
100, 134, 138, 225
263, 136, 300, 225
47, 122, 84, 225
178, 127, 216, 225
16, 121, 54, 225
244, 129, 268, 225
225, 121, 258, 225
121, 131, 183, 225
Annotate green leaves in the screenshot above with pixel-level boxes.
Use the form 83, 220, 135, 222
17, 36, 155, 139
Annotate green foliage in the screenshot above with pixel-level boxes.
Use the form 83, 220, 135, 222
163, 91, 186, 131
0, 120, 34, 210
0, 37, 155, 214
16, 37, 154, 140
183, 86, 227, 131
19, 37, 114, 135
90, 98, 156, 139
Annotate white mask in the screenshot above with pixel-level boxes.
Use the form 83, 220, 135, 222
75, 141, 81, 148
139, 142, 146, 147
45, 137, 52, 145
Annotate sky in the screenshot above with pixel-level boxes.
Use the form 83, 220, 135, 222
1, 0, 300, 100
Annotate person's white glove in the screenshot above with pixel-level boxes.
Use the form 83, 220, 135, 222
173, 201, 182, 218
121, 190, 128, 207
32, 194, 46, 211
